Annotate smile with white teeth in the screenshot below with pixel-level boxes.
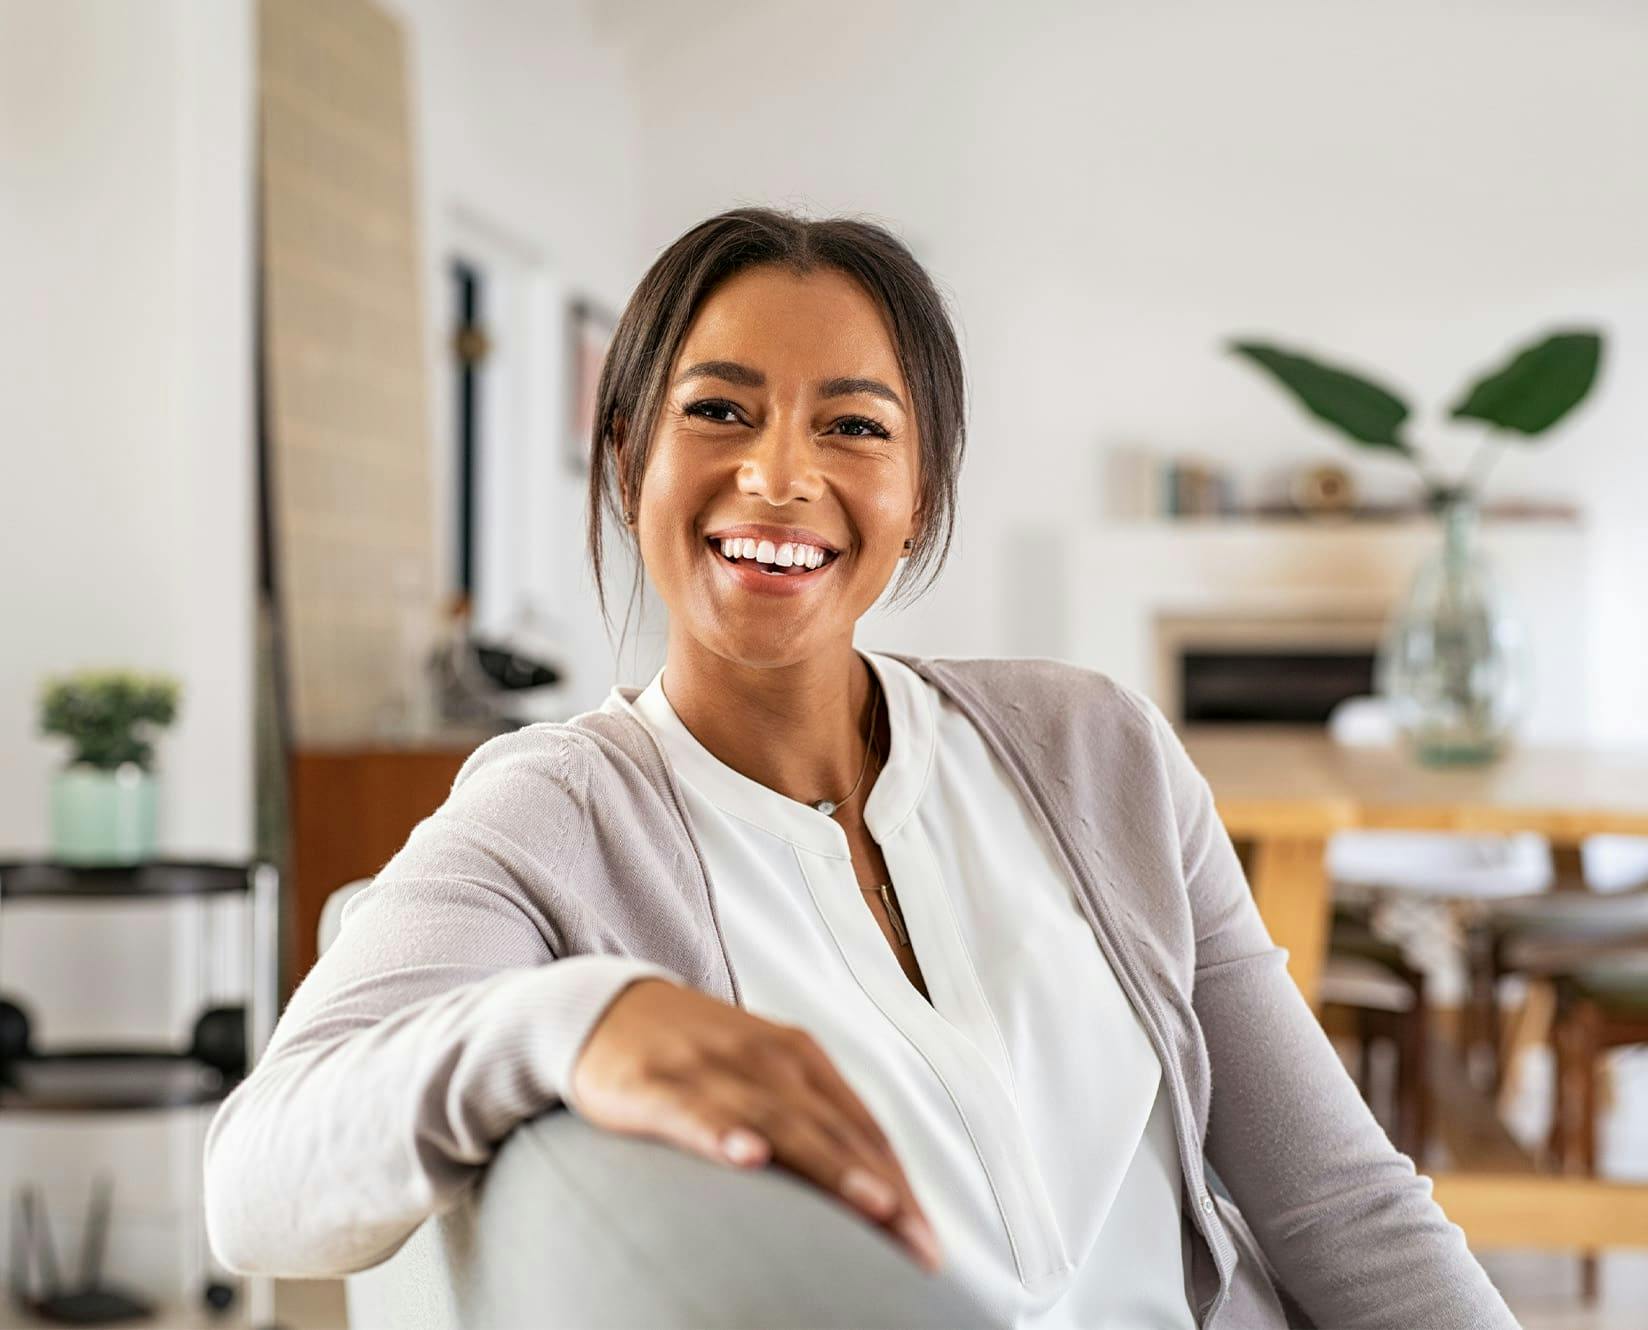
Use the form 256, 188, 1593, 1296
712, 536, 837, 576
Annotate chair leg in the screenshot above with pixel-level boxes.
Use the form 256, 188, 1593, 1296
1356, 1009, 1376, 1104
1398, 982, 1429, 1162
1496, 978, 1554, 1122
1579, 1001, 1601, 1305
1462, 917, 1499, 1093
1554, 993, 1603, 1304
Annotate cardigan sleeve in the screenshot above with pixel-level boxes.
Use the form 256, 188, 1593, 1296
202, 733, 682, 1278
1139, 698, 1519, 1329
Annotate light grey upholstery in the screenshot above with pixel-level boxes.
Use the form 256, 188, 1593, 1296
317, 877, 372, 959
343, 1107, 997, 1329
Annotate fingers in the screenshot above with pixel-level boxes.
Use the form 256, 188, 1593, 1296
706, 1081, 945, 1275
795, 1049, 938, 1242
569, 985, 943, 1274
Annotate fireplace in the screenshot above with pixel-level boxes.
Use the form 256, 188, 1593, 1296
1154, 611, 1386, 728
1023, 520, 1588, 742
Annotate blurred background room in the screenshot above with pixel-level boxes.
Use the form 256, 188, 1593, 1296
3, 0, 1648, 1326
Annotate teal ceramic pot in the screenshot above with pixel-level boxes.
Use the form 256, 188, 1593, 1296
49, 763, 158, 864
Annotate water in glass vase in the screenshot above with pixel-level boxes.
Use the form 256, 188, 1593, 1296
1377, 496, 1528, 765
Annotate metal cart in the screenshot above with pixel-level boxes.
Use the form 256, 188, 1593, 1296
0, 860, 281, 1328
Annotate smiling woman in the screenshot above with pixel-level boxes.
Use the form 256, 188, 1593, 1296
205, 207, 1517, 1330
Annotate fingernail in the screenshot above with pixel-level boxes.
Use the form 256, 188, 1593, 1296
722, 1129, 766, 1164
842, 1167, 897, 1215
897, 1215, 943, 1273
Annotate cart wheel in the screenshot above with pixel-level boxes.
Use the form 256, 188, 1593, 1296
203, 1279, 236, 1314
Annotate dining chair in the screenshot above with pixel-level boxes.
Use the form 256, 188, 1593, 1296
1318, 697, 1556, 1155
1466, 884, 1648, 1303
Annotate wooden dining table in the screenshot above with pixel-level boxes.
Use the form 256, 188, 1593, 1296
1181, 725, 1648, 1253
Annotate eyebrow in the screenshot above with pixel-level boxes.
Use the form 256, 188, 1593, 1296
674, 360, 906, 411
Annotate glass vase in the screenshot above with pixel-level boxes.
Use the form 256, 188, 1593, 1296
1376, 496, 1527, 765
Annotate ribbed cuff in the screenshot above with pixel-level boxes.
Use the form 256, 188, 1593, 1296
526, 955, 683, 1118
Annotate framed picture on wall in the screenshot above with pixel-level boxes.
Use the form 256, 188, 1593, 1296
565, 296, 618, 474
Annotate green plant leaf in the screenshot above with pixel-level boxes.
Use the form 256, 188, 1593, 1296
36, 668, 181, 771
1228, 340, 1414, 454
1449, 330, 1603, 436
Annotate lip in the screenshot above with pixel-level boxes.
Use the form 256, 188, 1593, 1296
705, 523, 842, 554
707, 536, 839, 597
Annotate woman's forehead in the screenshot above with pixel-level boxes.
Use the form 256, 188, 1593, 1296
675, 267, 905, 389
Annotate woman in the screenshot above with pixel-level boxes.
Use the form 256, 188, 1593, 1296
204, 208, 1519, 1329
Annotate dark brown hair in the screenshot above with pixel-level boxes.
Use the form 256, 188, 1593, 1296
585, 206, 967, 646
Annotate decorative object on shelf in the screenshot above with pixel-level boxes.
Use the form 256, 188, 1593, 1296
1227, 327, 1605, 764
37, 669, 180, 864
1289, 462, 1357, 518
1161, 456, 1236, 517
564, 295, 618, 475
426, 601, 571, 728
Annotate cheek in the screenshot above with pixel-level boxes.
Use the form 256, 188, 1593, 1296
636, 441, 713, 579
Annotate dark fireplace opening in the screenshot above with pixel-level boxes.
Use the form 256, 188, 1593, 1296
1179, 650, 1376, 725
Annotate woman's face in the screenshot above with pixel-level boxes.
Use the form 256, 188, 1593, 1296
622, 265, 921, 666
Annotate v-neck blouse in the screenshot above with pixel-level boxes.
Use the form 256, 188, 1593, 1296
622, 649, 1195, 1329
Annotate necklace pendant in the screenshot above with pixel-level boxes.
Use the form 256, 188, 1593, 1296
879, 883, 910, 947
813, 799, 836, 815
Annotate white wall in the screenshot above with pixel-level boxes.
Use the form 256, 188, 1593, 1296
0, 0, 256, 1304
380, 0, 664, 708
605, 0, 1648, 743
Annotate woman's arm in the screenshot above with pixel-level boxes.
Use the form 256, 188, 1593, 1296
202, 732, 680, 1278
1137, 697, 1519, 1328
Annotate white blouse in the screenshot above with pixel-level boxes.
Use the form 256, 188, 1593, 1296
615, 648, 1195, 1328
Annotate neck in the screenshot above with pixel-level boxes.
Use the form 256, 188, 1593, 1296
656, 633, 888, 812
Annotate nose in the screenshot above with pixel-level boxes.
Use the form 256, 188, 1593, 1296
735, 411, 824, 507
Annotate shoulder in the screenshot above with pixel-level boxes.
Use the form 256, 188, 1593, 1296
880, 650, 1168, 741
447, 706, 683, 826
883, 650, 1206, 829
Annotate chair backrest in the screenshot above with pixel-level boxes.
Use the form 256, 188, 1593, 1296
1326, 695, 1399, 748
317, 878, 375, 957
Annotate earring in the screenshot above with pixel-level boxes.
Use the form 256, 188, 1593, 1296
902, 538, 913, 550
624, 510, 636, 525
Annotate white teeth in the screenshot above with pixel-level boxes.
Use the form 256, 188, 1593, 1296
715, 536, 832, 570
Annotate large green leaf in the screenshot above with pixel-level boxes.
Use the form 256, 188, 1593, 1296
1449, 330, 1603, 436
1228, 340, 1414, 454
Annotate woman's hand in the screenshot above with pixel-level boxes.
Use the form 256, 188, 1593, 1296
570, 977, 944, 1274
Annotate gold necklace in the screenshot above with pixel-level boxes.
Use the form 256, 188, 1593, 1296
850, 742, 912, 948
810, 682, 880, 816
813, 677, 911, 948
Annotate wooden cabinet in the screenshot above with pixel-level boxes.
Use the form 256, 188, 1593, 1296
285, 739, 496, 995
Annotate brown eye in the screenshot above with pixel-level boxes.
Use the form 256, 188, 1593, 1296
685, 399, 742, 424
834, 416, 890, 438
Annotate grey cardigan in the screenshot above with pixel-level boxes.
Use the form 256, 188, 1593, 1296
204, 652, 1517, 1329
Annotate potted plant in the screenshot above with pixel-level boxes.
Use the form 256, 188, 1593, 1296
1227, 328, 1604, 764
38, 669, 181, 864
